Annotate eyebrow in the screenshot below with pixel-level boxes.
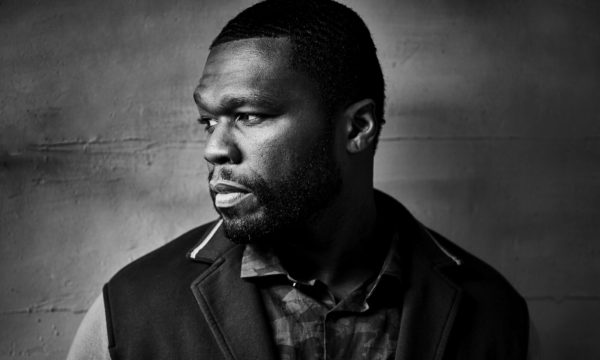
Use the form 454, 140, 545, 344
193, 90, 281, 114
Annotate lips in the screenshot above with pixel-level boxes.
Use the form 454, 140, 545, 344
210, 180, 251, 194
210, 180, 253, 208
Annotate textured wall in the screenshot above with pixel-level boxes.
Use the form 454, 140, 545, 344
1, 0, 599, 359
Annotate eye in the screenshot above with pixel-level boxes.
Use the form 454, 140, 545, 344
234, 113, 263, 124
197, 116, 218, 133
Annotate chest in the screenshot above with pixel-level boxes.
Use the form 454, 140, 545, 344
259, 280, 402, 360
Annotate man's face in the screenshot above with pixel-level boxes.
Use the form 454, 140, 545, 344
194, 38, 342, 244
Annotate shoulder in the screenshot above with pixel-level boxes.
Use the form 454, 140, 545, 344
378, 190, 529, 354
102, 219, 235, 357
378, 189, 525, 311
427, 229, 530, 355
67, 294, 110, 360
431, 229, 526, 312
108, 220, 221, 284
104, 219, 235, 309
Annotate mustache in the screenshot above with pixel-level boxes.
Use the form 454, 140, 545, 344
208, 168, 257, 191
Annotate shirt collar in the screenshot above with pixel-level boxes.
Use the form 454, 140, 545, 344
240, 233, 404, 284
240, 243, 287, 278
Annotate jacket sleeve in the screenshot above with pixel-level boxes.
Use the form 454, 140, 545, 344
67, 294, 111, 360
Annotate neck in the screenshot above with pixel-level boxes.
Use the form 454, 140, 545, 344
272, 187, 387, 299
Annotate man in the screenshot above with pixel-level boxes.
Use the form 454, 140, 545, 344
68, 0, 530, 359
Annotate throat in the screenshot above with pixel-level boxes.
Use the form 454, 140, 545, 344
271, 199, 388, 300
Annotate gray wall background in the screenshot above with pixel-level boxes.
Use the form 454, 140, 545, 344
1, 0, 599, 359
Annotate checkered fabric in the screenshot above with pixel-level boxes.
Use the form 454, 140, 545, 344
241, 242, 404, 360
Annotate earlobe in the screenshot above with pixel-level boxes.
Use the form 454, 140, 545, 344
345, 99, 377, 154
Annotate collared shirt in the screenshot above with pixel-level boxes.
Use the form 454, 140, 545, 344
240, 240, 404, 360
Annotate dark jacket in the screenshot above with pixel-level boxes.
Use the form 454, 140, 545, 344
104, 191, 529, 360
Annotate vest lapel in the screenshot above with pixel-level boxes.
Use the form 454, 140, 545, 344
189, 226, 278, 360
396, 263, 462, 360
395, 224, 463, 360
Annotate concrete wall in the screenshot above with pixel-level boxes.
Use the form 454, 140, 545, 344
1, 0, 598, 358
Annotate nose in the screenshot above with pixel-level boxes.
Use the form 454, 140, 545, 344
203, 120, 242, 165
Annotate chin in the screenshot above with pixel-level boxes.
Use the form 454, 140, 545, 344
220, 212, 279, 245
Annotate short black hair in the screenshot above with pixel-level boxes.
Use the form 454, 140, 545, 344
211, 0, 386, 149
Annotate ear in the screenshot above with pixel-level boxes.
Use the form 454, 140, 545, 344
344, 98, 378, 154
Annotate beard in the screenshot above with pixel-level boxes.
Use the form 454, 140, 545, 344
208, 132, 342, 245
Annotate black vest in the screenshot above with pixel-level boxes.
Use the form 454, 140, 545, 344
104, 222, 233, 359
103, 192, 529, 360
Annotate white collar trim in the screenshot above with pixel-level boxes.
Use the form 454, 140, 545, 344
189, 219, 223, 260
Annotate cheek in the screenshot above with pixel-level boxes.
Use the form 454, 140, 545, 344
261, 141, 297, 178
246, 133, 306, 180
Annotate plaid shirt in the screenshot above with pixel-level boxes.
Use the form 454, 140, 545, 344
241, 241, 404, 360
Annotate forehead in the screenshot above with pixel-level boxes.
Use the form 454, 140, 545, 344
195, 38, 317, 110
